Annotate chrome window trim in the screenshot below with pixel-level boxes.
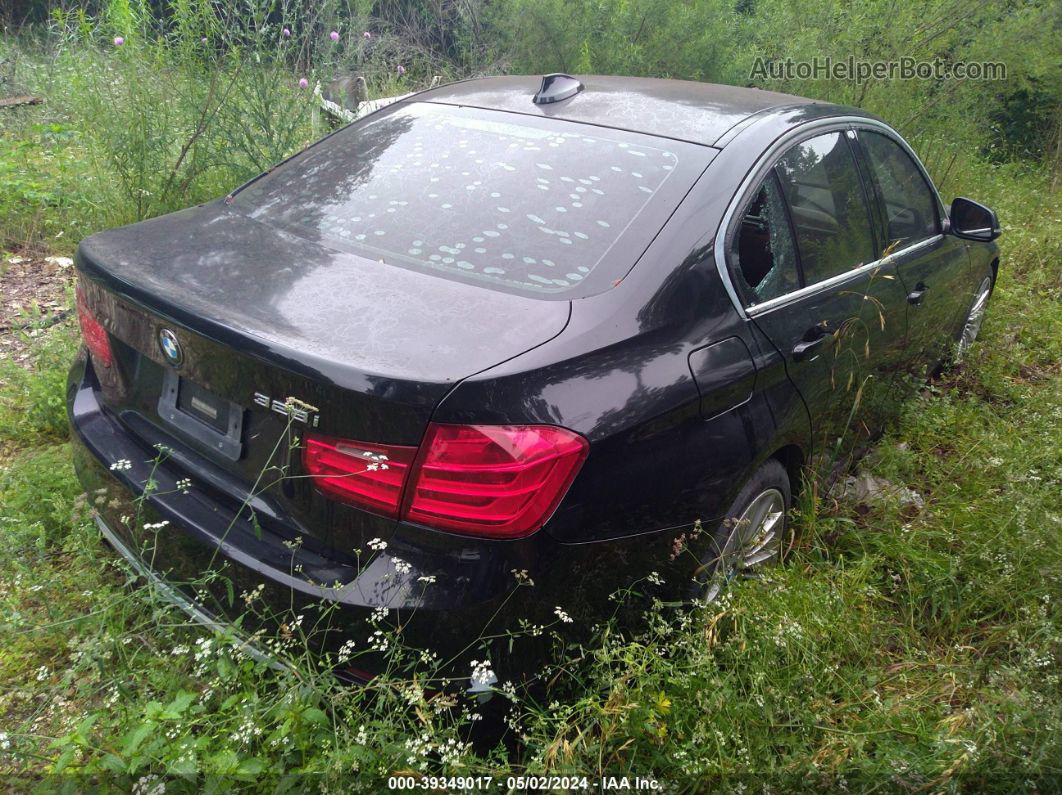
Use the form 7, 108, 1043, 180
746, 233, 944, 317
714, 115, 948, 319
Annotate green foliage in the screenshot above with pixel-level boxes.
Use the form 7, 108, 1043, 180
0, 316, 78, 445
0, 0, 1060, 788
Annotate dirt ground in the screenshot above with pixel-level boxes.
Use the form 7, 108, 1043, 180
0, 253, 75, 364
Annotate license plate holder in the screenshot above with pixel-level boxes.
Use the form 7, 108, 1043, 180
158, 369, 244, 461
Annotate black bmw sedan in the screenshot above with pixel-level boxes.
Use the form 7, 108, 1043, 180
68, 74, 1000, 680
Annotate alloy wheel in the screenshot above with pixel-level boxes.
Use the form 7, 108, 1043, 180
957, 276, 993, 359
703, 487, 785, 602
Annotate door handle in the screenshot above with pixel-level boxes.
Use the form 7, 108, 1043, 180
792, 323, 830, 361
907, 283, 928, 305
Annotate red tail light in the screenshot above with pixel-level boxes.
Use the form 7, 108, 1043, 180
302, 435, 416, 518
404, 424, 588, 538
75, 285, 114, 368
303, 423, 588, 539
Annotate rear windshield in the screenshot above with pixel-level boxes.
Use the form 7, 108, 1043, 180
233, 103, 700, 298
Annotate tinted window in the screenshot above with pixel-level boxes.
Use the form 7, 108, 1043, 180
234, 103, 685, 297
732, 174, 800, 304
860, 131, 940, 252
775, 132, 876, 284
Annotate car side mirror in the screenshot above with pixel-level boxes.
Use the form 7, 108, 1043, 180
949, 197, 1000, 241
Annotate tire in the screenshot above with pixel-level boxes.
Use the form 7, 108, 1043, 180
691, 458, 791, 602
954, 270, 995, 363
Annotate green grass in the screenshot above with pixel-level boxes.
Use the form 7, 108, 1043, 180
0, 11, 1059, 788
0, 164, 1057, 790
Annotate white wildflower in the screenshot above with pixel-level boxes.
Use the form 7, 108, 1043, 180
470, 659, 496, 688
337, 639, 357, 663
553, 606, 573, 624
367, 537, 387, 551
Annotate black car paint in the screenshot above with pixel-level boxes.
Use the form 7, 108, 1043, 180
67, 77, 1000, 677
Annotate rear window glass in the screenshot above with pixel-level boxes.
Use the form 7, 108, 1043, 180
233, 103, 691, 298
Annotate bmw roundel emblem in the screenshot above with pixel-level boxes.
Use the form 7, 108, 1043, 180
158, 328, 184, 367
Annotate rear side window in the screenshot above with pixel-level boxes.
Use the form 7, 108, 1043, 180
732, 174, 800, 304
774, 132, 876, 285
859, 131, 940, 253
233, 103, 695, 298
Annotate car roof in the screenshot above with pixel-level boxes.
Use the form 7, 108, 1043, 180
413, 75, 842, 148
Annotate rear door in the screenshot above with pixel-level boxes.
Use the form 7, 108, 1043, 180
853, 128, 972, 372
727, 128, 910, 465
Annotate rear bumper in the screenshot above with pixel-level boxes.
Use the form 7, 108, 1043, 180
68, 354, 690, 678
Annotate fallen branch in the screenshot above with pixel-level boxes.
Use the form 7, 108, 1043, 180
0, 95, 43, 110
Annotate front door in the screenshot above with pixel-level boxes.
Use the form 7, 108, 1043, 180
855, 128, 972, 372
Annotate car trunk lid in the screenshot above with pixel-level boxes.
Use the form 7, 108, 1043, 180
74, 203, 570, 550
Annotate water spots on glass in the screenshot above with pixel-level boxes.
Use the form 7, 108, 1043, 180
239, 104, 679, 294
